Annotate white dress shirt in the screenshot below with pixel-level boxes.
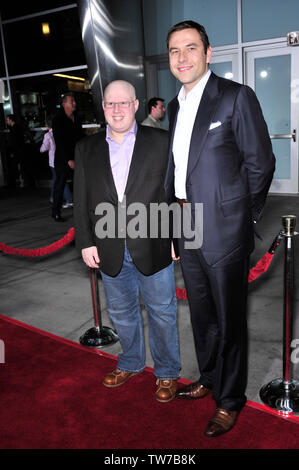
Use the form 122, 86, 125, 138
172, 69, 211, 199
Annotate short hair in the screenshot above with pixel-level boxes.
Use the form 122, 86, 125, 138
166, 20, 210, 54
7, 114, 16, 122
61, 92, 75, 104
147, 97, 164, 114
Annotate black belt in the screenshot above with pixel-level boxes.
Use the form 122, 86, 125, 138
176, 198, 187, 207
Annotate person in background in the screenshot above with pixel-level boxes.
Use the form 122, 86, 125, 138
52, 92, 84, 221
141, 97, 165, 129
40, 118, 73, 205
6, 114, 25, 188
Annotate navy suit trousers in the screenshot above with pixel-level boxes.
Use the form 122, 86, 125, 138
178, 236, 249, 411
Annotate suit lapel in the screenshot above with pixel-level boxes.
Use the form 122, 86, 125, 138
124, 125, 147, 198
92, 134, 118, 204
165, 99, 179, 185
187, 73, 222, 178
93, 126, 146, 203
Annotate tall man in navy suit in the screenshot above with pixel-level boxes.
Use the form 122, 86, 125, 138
164, 20, 275, 437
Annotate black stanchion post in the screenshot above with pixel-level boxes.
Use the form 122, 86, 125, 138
79, 268, 119, 347
260, 215, 299, 413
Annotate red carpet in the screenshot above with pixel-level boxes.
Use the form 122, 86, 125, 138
0, 313, 298, 450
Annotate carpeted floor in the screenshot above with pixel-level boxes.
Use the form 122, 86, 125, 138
0, 313, 298, 450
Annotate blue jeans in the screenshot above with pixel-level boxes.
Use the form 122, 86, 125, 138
100, 244, 181, 379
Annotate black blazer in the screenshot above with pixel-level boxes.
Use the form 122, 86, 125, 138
165, 72, 276, 267
74, 124, 172, 276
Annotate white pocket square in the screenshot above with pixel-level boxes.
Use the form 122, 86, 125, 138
209, 121, 222, 130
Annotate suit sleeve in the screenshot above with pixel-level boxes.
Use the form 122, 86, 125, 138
73, 141, 95, 250
232, 85, 275, 221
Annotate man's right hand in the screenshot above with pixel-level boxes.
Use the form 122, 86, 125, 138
81, 246, 100, 268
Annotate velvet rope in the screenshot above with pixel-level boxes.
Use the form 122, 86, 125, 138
247, 252, 274, 283
0, 227, 75, 257
247, 230, 284, 284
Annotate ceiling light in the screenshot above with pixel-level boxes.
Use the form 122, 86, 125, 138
42, 23, 50, 36
53, 73, 85, 82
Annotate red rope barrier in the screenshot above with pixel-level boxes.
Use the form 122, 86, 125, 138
248, 231, 283, 283
0, 227, 75, 257
176, 287, 188, 300
248, 252, 273, 283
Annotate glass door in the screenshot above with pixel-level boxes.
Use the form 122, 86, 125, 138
210, 51, 239, 83
245, 44, 299, 194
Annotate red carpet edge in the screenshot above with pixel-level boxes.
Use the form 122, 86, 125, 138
0, 312, 298, 425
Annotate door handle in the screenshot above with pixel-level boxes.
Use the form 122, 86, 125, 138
270, 129, 296, 142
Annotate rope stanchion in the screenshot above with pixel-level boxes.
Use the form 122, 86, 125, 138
260, 215, 299, 413
0, 228, 118, 348
79, 268, 119, 348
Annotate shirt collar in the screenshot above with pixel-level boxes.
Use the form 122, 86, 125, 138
178, 69, 211, 102
106, 120, 137, 143
148, 114, 158, 123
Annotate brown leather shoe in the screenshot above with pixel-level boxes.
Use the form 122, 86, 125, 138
204, 408, 239, 437
175, 380, 212, 399
103, 368, 142, 388
156, 379, 178, 403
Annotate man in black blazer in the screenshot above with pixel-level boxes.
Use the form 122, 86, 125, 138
52, 92, 84, 221
74, 80, 181, 402
165, 21, 275, 436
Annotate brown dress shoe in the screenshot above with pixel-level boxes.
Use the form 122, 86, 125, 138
103, 368, 142, 388
175, 380, 212, 399
156, 379, 178, 403
204, 408, 239, 437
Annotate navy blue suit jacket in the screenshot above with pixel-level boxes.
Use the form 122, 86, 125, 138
165, 72, 276, 267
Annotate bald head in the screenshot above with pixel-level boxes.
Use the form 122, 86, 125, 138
104, 80, 136, 101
